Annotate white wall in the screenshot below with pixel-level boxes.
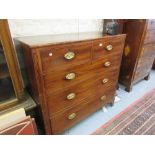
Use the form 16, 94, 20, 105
8, 19, 104, 37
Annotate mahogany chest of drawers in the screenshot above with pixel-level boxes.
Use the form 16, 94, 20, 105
119, 19, 155, 92
18, 32, 126, 134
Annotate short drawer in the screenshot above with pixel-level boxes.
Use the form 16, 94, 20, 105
147, 20, 155, 30
144, 30, 155, 44
92, 35, 125, 60
50, 88, 115, 134
47, 69, 118, 116
39, 41, 92, 73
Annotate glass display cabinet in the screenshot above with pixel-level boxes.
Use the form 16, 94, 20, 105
0, 19, 24, 111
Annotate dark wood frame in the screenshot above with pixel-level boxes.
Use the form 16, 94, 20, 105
0, 19, 24, 110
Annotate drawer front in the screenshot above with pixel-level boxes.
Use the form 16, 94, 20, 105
39, 42, 92, 73
47, 68, 118, 116
144, 30, 155, 44
92, 36, 125, 60
147, 20, 155, 30
50, 87, 115, 134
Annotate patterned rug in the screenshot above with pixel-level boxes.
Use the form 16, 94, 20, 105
92, 88, 155, 135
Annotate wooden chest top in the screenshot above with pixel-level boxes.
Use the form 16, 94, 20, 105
16, 32, 126, 48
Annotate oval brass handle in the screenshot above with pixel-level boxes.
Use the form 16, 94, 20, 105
106, 45, 113, 51
65, 73, 76, 80
67, 93, 76, 100
68, 113, 76, 120
104, 61, 111, 67
100, 95, 106, 101
64, 52, 75, 60
102, 78, 109, 84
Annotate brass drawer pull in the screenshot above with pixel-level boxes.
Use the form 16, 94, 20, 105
106, 45, 113, 51
104, 61, 111, 67
64, 52, 75, 60
68, 113, 76, 120
100, 95, 106, 101
102, 78, 109, 84
65, 73, 76, 80
67, 93, 76, 100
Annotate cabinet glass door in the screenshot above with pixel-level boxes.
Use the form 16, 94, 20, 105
0, 40, 16, 104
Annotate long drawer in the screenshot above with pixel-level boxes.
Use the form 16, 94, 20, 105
47, 68, 118, 116
50, 87, 115, 134
39, 41, 92, 73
